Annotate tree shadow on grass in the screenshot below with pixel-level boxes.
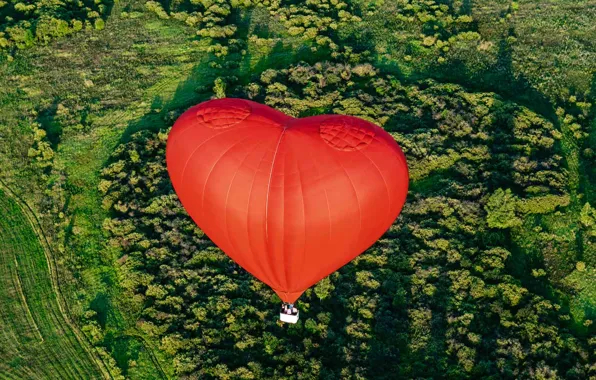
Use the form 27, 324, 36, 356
117, 10, 310, 146
116, 52, 216, 144
365, 13, 559, 128
36, 100, 63, 149
579, 72, 596, 205
478, 37, 557, 120
90, 292, 112, 329
103, 334, 156, 378
461, 0, 473, 15
426, 37, 557, 124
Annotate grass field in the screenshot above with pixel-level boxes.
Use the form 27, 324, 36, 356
0, 11, 201, 378
0, 0, 594, 376
0, 186, 106, 379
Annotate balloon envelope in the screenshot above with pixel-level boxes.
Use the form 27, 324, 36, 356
166, 98, 409, 303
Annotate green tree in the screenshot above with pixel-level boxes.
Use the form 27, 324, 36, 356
485, 189, 522, 229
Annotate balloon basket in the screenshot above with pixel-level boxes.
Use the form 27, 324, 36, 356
280, 311, 299, 324
280, 303, 299, 323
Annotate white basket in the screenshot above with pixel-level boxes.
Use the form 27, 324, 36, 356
279, 311, 299, 324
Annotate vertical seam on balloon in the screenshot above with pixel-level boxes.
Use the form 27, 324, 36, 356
222, 136, 271, 276
244, 139, 282, 291
288, 138, 307, 295
296, 133, 325, 294
177, 125, 253, 186
358, 146, 392, 225
264, 129, 287, 290
198, 134, 262, 223
374, 133, 410, 201
324, 147, 363, 275
279, 140, 290, 292
167, 121, 200, 166
265, 129, 286, 241
292, 128, 332, 291
376, 133, 409, 171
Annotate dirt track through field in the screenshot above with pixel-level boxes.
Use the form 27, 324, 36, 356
0, 184, 110, 380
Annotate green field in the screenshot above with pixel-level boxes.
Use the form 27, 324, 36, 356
0, 187, 105, 379
0, 0, 595, 378
0, 10, 199, 378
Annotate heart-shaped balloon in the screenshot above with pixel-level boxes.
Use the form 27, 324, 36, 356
166, 98, 408, 303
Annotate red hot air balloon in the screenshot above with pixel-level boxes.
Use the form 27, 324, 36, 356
166, 98, 408, 321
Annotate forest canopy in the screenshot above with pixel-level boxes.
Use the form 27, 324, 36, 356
0, 0, 594, 379
0, 0, 110, 50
